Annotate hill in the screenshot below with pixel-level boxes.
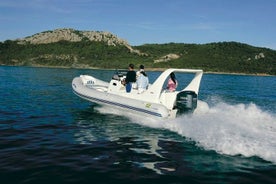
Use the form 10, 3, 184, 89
0, 28, 275, 75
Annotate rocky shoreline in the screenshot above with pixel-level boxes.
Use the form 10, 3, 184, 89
1, 64, 273, 76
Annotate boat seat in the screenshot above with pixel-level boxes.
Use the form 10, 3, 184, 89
112, 74, 120, 80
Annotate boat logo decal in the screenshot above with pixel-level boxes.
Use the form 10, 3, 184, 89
145, 103, 151, 108
87, 80, 94, 85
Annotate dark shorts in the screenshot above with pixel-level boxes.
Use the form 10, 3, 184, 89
126, 83, 132, 92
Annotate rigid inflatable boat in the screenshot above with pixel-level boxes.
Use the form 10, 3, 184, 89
72, 68, 203, 119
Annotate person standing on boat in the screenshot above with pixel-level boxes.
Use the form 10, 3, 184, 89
167, 72, 178, 92
125, 64, 136, 92
137, 70, 149, 94
136, 64, 145, 77
135, 64, 145, 89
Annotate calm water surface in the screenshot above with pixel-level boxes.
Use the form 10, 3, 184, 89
0, 66, 275, 184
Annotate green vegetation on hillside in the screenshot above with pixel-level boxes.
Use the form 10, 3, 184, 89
135, 42, 276, 74
0, 40, 275, 75
0, 40, 143, 68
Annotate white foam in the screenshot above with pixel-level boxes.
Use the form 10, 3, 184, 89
163, 102, 276, 164
94, 102, 276, 164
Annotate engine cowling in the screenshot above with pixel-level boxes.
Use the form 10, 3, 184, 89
175, 91, 198, 115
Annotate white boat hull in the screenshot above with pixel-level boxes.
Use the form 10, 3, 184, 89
72, 69, 204, 119
72, 77, 170, 118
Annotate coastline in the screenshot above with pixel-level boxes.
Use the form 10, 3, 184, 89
1, 64, 274, 76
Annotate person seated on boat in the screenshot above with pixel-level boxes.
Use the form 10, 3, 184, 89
124, 64, 136, 92
137, 71, 149, 94
167, 72, 178, 92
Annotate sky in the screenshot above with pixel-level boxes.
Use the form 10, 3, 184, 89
1, 0, 276, 50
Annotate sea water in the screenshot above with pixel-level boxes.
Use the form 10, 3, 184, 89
0, 66, 275, 183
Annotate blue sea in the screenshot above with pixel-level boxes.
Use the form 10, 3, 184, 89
0, 66, 275, 184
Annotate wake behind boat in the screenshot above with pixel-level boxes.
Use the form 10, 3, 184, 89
72, 68, 203, 119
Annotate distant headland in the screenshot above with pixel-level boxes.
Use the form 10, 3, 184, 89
0, 28, 275, 75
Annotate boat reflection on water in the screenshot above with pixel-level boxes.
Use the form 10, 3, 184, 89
130, 138, 177, 174
73, 107, 179, 174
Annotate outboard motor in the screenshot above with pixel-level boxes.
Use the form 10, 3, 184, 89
175, 91, 198, 115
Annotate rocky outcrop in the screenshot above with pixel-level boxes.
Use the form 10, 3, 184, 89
255, 52, 265, 60
17, 28, 145, 55
154, 53, 180, 63
247, 52, 265, 61
17, 28, 126, 45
